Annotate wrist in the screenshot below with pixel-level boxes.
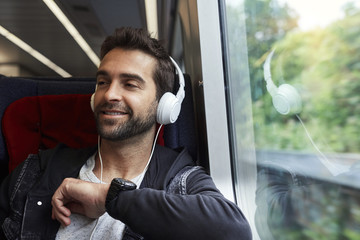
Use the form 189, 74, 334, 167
100, 183, 111, 212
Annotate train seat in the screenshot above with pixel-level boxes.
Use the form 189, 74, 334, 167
0, 75, 96, 180
3, 94, 98, 172
0, 74, 196, 180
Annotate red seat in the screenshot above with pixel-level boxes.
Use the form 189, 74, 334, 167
2, 94, 98, 172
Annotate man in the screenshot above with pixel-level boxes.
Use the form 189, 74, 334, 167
0, 27, 252, 239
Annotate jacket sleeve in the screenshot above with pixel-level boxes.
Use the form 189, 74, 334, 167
106, 167, 252, 240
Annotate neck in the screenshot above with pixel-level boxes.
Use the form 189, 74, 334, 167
93, 125, 157, 183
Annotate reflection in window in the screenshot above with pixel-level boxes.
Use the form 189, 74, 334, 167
223, 0, 360, 239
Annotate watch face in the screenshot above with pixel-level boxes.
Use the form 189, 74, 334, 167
114, 178, 137, 190
106, 178, 137, 208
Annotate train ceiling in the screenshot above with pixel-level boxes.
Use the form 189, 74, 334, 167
0, 0, 175, 77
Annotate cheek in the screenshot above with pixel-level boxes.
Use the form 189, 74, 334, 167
128, 96, 147, 112
93, 91, 109, 113
93, 92, 101, 109
129, 94, 157, 115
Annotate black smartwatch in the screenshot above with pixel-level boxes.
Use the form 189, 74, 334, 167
105, 178, 137, 209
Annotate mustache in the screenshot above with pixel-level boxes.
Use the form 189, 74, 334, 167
95, 102, 133, 115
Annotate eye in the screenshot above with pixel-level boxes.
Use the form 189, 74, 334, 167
96, 79, 109, 87
125, 80, 140, 89
126, 83, 137, 88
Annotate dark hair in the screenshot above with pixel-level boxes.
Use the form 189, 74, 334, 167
100, 27, 174, 100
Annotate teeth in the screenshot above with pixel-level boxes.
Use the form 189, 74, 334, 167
104, 112, 124, 115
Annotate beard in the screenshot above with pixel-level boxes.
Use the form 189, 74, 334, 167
94, 101, 157, 141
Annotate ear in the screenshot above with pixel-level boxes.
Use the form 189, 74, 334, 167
90, 93, 95, 112
155, 57, 185, 125
156, 92, 181, 124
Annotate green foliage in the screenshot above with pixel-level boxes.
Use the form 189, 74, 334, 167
243, 1, 360, 153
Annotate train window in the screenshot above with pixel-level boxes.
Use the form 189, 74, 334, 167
221, 0, 360, 239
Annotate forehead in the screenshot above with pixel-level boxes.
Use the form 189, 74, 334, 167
98, 48, 157, 80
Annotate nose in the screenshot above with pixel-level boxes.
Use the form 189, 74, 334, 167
104, 81, 123, 103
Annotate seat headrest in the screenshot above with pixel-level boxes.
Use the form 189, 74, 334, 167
3, 94, 98, 172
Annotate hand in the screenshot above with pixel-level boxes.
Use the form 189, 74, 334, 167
51, 178, 110, 226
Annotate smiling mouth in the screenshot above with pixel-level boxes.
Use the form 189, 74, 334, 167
103, 111, 126, 115
97, 103, 132, 117
101, 110, 130, 118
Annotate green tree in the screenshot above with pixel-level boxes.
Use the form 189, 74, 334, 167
260, 6, 360, 153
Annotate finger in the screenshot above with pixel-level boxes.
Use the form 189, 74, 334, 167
52, 206, 72, 226
51, 196, 72, 226
52, 196, 72, 217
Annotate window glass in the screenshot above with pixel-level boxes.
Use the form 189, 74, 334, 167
222, 0, 360, 239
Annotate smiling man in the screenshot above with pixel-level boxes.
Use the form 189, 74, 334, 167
0, 27, 252, 240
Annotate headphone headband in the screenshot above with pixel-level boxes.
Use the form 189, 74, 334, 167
263, 49, 302, 115
170, 57, 185, 103
264, 49, 278, 97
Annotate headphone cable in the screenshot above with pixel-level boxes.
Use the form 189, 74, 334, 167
89, 124, 163, 239
296, 114, 349, 176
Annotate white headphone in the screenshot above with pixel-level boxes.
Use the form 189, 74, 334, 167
263, 49, 302, 115
90, 56, 185, 125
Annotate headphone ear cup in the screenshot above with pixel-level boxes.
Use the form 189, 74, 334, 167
272, 84, 302, 115
90, 93, 95, 112
157, 92, 181, 125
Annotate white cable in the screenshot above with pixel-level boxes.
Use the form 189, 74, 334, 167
89, 124, 163, 239
136, 124, 163, 186
98, 136, 104, 183
89, 217, 99, 240
296, 114, 349, 176
89, 136, 103, 240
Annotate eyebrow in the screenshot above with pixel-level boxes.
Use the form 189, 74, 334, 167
96, 70, 145, 83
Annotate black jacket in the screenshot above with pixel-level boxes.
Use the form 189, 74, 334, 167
0, 144, 251, 240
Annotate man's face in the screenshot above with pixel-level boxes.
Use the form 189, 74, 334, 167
93, 48, 158, 141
